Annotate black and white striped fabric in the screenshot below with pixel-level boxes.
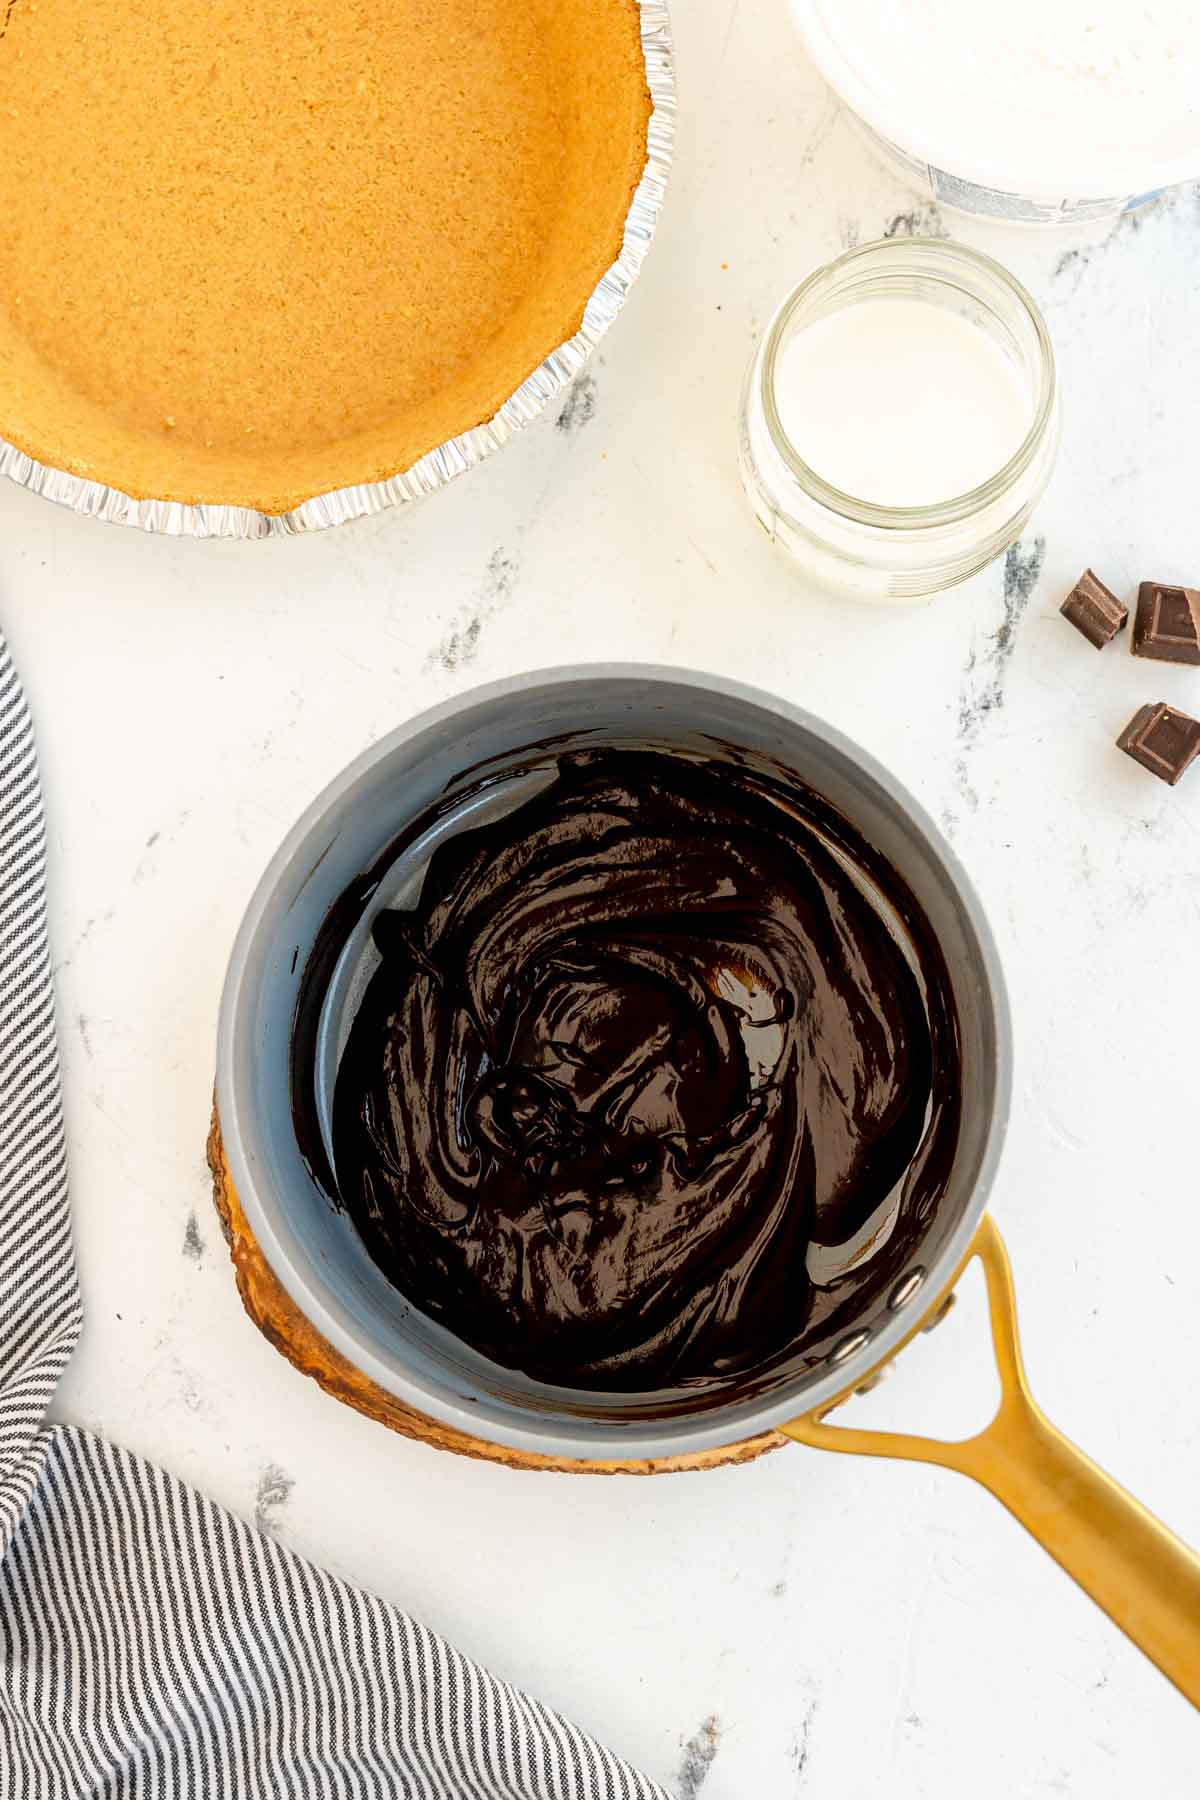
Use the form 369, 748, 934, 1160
0, 634, 669, 1800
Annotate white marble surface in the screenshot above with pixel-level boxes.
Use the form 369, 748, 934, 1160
1, 6, 1198, 1794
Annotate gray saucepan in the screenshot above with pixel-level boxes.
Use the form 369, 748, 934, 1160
217, 666, 1200, 1703
216, 666, 1009, 1463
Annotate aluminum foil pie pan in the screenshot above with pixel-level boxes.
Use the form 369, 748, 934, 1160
0, 1, 674, 540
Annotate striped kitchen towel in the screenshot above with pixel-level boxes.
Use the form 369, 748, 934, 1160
0, 631, 669, 1800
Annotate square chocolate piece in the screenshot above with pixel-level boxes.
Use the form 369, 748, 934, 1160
1060, 568, 1127, 649
1117, 702, 1200, 786
1132, 582, 1200, 665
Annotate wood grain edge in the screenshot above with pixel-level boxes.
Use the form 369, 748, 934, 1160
207, 1105, 786, 1477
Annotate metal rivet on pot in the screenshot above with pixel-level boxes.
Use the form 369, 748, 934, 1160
853, 1362, 893, 1398
921, 1292, 957, 1334
889, 1269, 925, 1311
829, 1329, 870, 1366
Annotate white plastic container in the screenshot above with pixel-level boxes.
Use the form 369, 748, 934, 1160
790, 0, 1200, 224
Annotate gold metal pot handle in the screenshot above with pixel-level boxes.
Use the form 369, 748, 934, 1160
780, 1214, 1200, 1709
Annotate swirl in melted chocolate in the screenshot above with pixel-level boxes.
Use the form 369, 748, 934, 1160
293, 744, 960, 1394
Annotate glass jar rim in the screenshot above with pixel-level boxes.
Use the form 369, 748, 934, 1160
759, 238, 1058, 532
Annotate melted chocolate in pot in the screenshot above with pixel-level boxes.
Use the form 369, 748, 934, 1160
293, 745, 961, 1394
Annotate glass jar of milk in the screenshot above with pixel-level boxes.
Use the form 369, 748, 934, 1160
739, 238, 1059, 600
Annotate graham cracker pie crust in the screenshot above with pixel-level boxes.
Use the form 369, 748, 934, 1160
0, 0, 651, 514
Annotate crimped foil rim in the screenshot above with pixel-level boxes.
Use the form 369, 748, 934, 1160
0, 1, 674, 540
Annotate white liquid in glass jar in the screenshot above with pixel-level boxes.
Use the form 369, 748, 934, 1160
772, 297, 1033, 510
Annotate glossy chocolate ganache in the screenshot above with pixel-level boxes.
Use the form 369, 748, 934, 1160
292, 743, 961, 1394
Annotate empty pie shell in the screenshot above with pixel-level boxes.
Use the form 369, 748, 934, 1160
0, 0, 671, 535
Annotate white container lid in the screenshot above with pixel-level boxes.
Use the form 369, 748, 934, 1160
791, 0, 1200, 201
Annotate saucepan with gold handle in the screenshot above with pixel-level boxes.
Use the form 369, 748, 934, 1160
216, 666, 1200, 1707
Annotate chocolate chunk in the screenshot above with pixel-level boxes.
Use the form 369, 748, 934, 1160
1132, 582, 1200, 665
1060, 569, 1127, 649
1117, 702, 1200, 786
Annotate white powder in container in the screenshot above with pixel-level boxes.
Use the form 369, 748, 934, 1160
795, 0, 1200, 202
